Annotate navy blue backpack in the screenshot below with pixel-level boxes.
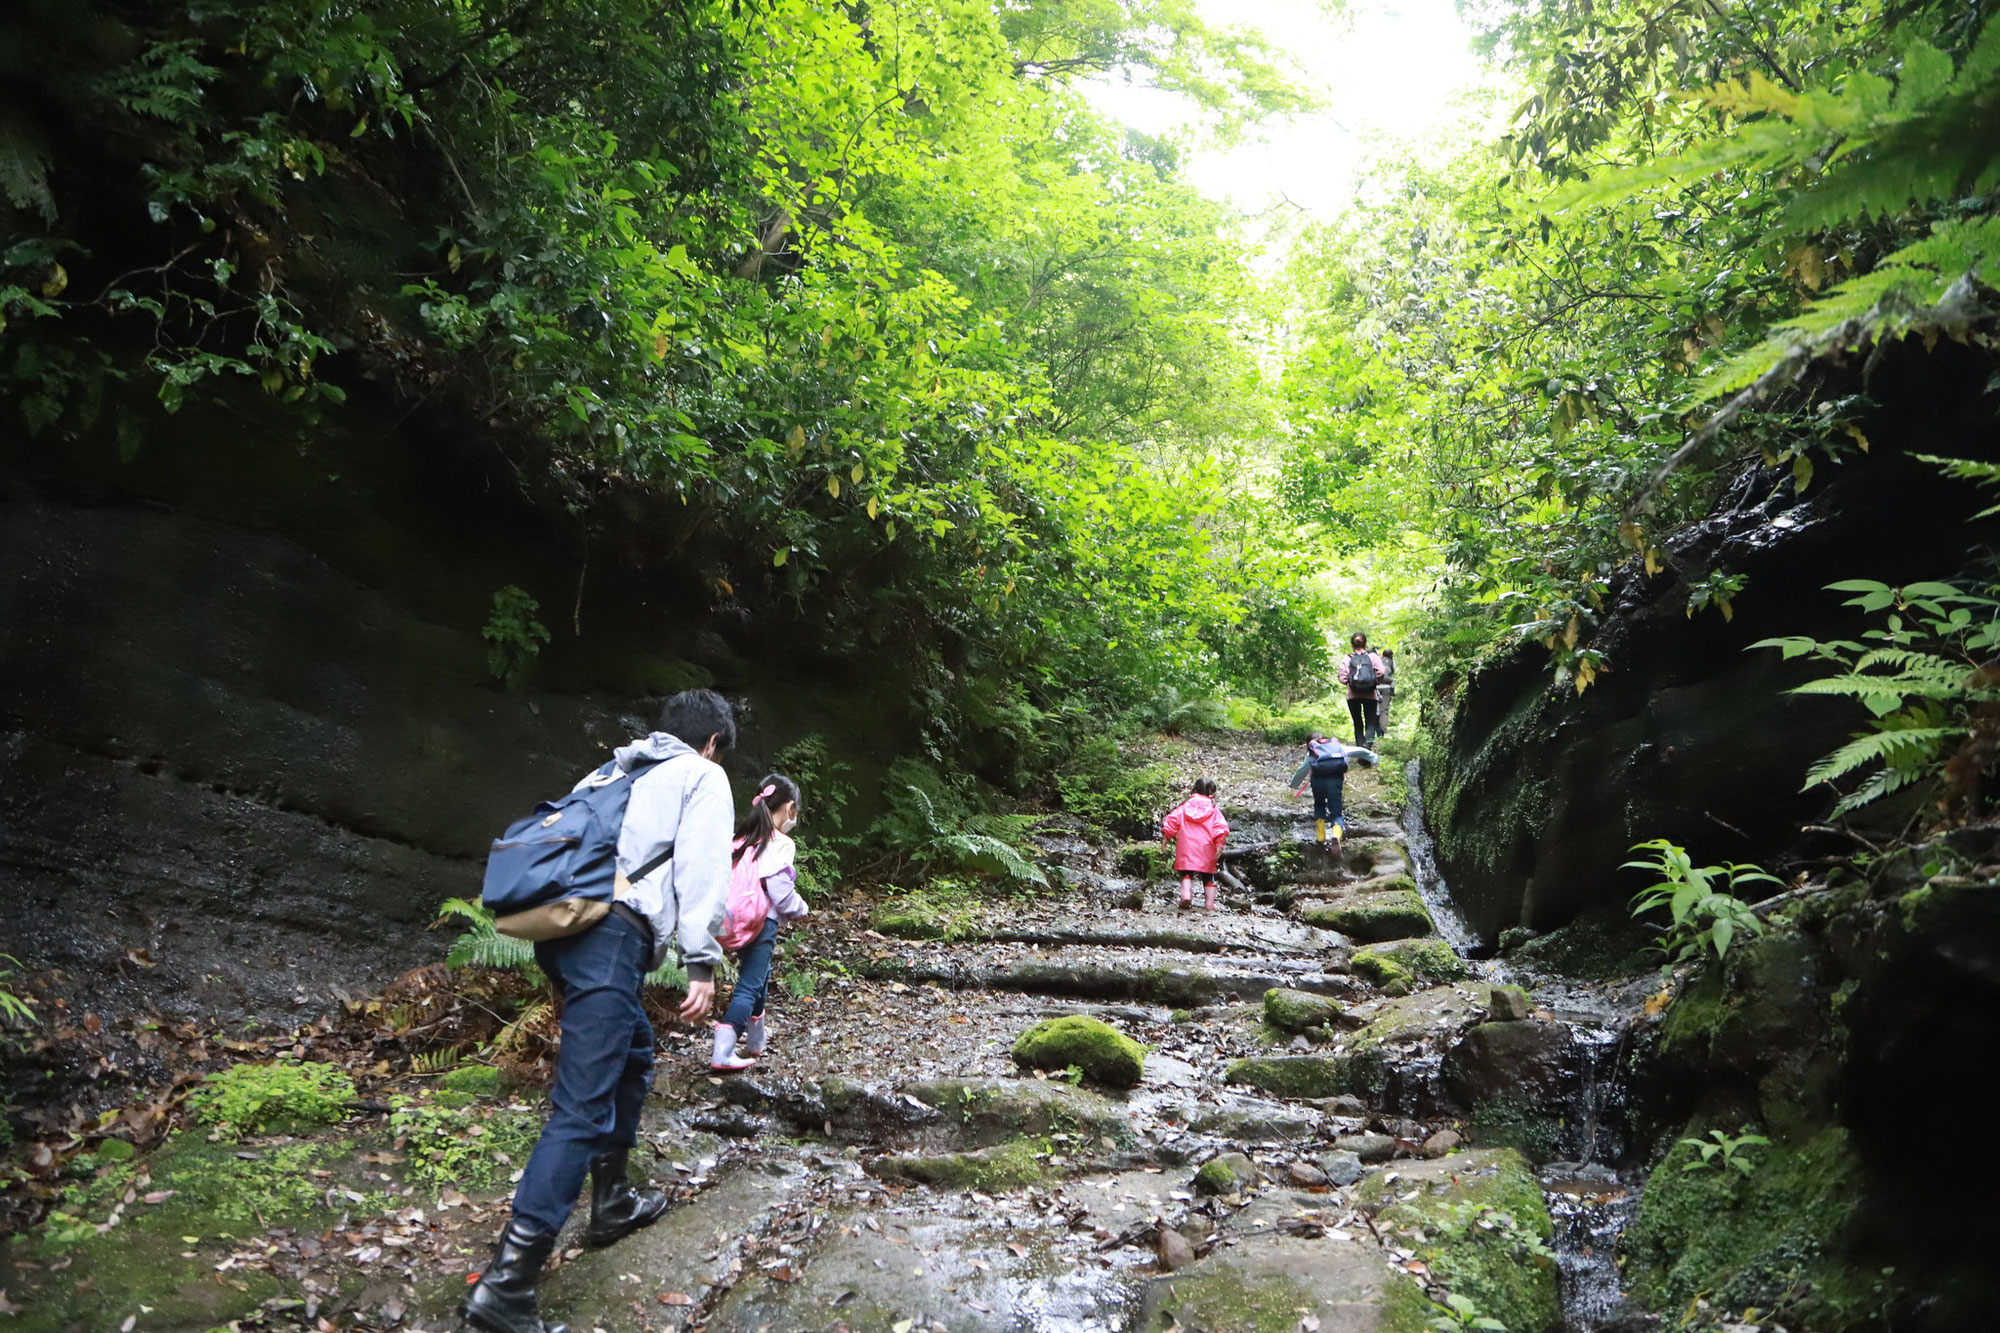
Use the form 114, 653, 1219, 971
481, 756, 675, 940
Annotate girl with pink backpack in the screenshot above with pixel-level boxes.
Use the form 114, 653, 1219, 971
1161, 776, 1230, 911
710, 773, 810, 1073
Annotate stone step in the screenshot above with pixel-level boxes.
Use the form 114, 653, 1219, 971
851, 942, 1362, 1008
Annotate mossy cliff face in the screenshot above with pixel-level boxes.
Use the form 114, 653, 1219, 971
1419, 373, 2000, 942
1618, 853, 2000, 1331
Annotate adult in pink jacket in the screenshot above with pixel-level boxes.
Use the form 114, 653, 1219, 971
1161, 776, 1230, 911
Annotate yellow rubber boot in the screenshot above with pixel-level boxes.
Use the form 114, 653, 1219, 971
1315, 819, 1327, 844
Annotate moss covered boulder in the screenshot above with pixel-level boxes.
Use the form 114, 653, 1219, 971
867, 1139, 1048, 1191
905, 1076, 1132, 1147
1137, 1218, 1433, 1333
1011, 1015, 1146, 1088
1193, 1150, 1258, 1195
1116, 842, 1171, 879
1353, 937, 1467, 991
1300, 889, 1435, 942
1224, 1055, 1356, 1100
1356, 1148, 1560, 1333
1622, 1125, 1863, 1321
1262, 986, 1344, 1033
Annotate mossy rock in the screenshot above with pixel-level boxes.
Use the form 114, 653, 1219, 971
1353, 937, 1467, 991
1224, 1056, 1357, 1100
1356, 1148, 1559, 1333
869, 903, 951, 940
1011, 1016, 1145, 1088
14, 1130, 375, 1333
436, 1063, 504, 1097
1466, 1094, 1563, 1161
1622, 1125, 1862, 1321
905, 1077, 1132, 1147
867, 1139, 1048, 1191
1116, 842, 1171, 880
1509, 903, 1655, 979
1137, 1224, 1434, 1333
1261, 987, 1344, 1033
1194, 1151, 1258, 1195
1300, 889, 1435, 943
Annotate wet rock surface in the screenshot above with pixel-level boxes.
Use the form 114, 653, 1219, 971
0, 729, 1657, 1333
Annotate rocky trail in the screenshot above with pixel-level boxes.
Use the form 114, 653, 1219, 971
4, 734, 1656, 1333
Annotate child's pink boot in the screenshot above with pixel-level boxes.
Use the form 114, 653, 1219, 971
710, 1022, 756, 1073
1177, 877, 1193, 910
743, 1014, 769, 1057
1204, 880, 1218, 911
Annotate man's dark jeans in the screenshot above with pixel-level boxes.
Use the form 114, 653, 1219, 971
1308, 771, 1345, 829
511, 912, 654, 1235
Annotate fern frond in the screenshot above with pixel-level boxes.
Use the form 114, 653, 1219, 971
1828, 763, 1929, 817
1800, 727, 1960, 788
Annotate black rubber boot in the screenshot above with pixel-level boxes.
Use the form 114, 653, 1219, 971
584, 1148, 669, 1248
461, 1218, 566, 1333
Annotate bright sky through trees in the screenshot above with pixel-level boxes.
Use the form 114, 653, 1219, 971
1081, 0, 1496, 221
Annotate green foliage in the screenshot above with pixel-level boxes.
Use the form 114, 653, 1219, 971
1053, 735, 1176, 836
1680, 1127, 1773, 1177
1753, 574, 2000, 817
1, 952, 34, 1029
869, 880, 981, 942
435, 897, 543, 982
1624, 839, 1778, 966
482, 585, 550, 691
779, 966, 819, 1000
0, 0, 1323, 764
388, 1096, 541, 1193
1425, 1292, 1509, 1333
870, 760, 1046, 886
187, 1061, 356, 1136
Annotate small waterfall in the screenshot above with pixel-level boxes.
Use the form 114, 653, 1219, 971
1400, 758, 1479, 955
1401, 756, 1645, 1331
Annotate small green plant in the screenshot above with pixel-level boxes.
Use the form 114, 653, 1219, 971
1426, 1291, 1510, 1333
780, 967, 819, 999
871, 762, 1046, 886
1052, 735, 1176, 836
1679, 1127, 1771, 1177
435, 897, 544, 980
1624, 839, 1778, 966
482, 585, 551, 691
188, 1061, 356, 1135
1057, 1063, 1085, 1085
1752, 573, 2000, 817
1, 952, 35, 1028
389, 1096, 541, 1192
870, 880, 982, 941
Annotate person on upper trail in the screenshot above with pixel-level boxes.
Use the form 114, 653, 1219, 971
1161, 776, 1231, 911
1291, 733, 1377, 848
710, 773, 811, 1074
462, 688, 737, 1333
1337, 632, 1389, 748
1376, 648, 1397, 738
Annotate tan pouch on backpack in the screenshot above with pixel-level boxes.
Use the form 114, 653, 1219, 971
492, 870, 636, 940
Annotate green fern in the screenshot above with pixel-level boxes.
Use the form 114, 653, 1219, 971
1550, 22, 2000, 401
434, 897, 544, 981
901, 786, 1048, 886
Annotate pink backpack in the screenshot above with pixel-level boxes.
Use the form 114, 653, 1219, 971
717, 839, 771, 950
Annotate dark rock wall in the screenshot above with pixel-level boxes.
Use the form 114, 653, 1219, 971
1424, 337, 2000, 941
0, 391, 897, 1029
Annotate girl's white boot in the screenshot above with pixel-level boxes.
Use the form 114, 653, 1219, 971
710, 1022, 756, 1073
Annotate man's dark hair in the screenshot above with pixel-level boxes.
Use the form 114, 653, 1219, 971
657, 688, 737, 753
1350, 633, 1368, 649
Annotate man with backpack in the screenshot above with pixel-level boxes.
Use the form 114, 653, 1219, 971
463, 688, 737, 1333
1337, 632, 1389, 749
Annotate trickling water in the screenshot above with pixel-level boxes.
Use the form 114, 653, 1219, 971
1400, 758, 1479, 955
1541, 1164, 1640, 1332
1407, 755, 1648, 1331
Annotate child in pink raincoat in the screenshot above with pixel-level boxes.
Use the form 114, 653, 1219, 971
1161, 777, 1230, 911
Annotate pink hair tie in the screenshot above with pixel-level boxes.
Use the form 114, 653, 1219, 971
755, 783, 776, 803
